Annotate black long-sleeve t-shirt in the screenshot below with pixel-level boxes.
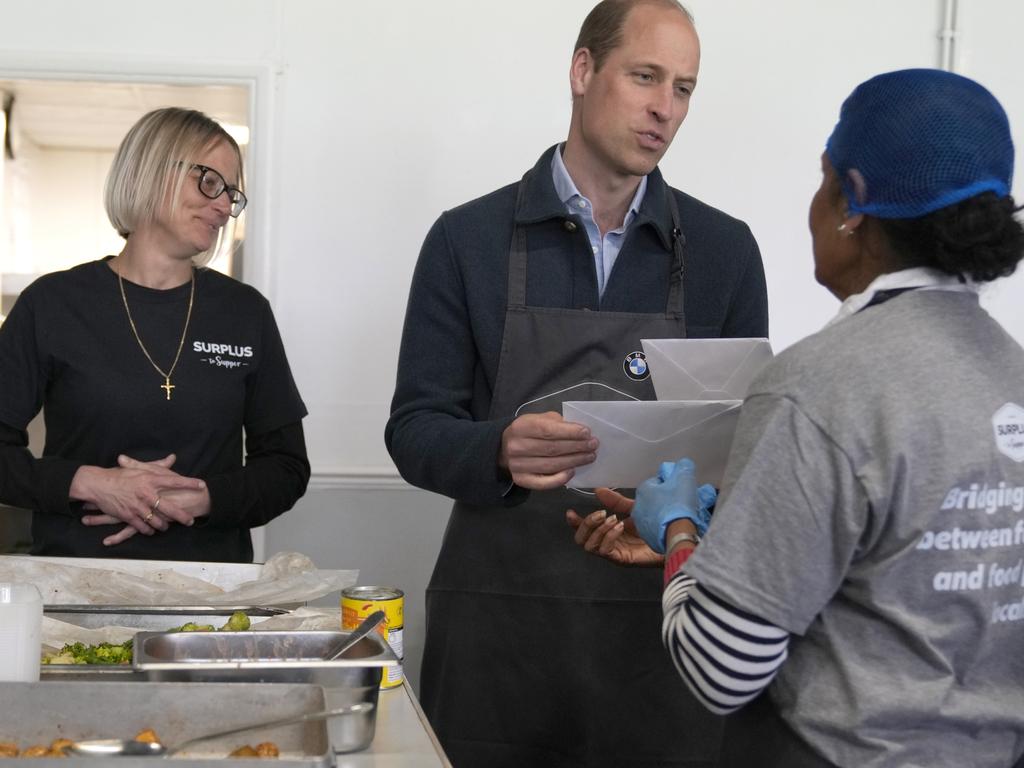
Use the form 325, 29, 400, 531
0, 259, 309, 562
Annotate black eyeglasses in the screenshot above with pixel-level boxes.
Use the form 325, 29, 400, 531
191, 164, 247, 217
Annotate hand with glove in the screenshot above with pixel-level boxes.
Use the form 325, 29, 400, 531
632, 458, 717, 554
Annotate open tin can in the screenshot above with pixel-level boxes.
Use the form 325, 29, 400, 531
341, 586, 404, 689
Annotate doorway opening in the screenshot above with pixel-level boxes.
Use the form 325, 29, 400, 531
0, 78, 249, 318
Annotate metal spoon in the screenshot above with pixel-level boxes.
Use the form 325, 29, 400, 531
324, 609, 386, 660
66, 702, 374, 757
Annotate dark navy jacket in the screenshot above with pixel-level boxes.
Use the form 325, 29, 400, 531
386, 145, 768, 506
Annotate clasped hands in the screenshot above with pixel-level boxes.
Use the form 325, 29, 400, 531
70, 454, 210, 546
567, 458, 716, 566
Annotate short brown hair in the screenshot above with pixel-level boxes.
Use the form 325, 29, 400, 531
574, 0, 693, 71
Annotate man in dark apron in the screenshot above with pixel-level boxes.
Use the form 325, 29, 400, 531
386, 1, 768, 765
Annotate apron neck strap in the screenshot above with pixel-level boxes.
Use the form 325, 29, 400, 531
508, 180, 531, 308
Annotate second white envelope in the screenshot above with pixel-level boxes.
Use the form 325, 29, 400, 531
641, 337, 773, 401
563, 399, 742, 490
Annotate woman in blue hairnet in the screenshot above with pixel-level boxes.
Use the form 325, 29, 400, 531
568, 69, 1024, 768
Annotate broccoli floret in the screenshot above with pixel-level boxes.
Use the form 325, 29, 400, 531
88, 641, 133, 664
44, 639, 132, 665
220, 611, 251, 631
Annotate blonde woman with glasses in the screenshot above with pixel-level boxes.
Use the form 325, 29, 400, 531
0, 107, 308, 562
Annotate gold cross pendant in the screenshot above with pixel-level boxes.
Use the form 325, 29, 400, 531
161, 377, 175, 400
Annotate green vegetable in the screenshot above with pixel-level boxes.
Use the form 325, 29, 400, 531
170, 612, 250, 633
220, 611, 251, 631
176, 622, 216, 632
42, 639, 133, 665
43, 612, 253, 665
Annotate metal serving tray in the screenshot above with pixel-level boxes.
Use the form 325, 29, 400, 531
40, 665, 144, 682
0, 680, 334, 766
132, 630, 399, 753
40, 606, 287, 679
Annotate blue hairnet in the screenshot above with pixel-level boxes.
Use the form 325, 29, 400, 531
825, 68, 1014, 219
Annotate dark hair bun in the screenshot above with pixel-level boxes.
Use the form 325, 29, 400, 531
880, 193, 1024, 283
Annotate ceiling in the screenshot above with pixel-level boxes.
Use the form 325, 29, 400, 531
0, 79, 249, 152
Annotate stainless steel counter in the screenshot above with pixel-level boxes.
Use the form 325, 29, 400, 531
30, 671, 449, 766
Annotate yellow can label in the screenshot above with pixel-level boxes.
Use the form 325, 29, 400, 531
341, 586, 404, 689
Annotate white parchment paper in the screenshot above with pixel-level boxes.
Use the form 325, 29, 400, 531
0, 551, 357, 606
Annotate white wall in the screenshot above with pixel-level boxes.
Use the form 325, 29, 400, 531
2, 0, 1023, 693
3, 0, 1021, 473
956, 2, 1024, 346
28, 145, 123, 269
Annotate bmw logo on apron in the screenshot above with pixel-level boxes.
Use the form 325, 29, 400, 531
623, 351, 649, 381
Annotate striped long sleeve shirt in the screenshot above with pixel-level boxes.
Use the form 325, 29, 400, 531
662, 561, 790, 715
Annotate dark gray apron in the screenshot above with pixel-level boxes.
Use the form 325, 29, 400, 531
420, 180, 726, 767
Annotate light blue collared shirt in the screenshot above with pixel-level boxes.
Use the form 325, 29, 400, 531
551, 145, 648, 298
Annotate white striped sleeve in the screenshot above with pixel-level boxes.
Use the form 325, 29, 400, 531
662, 571, 790, 715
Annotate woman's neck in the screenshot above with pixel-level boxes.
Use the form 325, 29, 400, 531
111, 237, 194, 289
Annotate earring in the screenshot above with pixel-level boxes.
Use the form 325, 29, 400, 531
837, 223, 854, 236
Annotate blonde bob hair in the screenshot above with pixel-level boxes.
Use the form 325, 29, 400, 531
104, 107, 244, 266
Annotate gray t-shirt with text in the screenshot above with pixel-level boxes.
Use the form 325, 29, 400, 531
687, 290, 1024, 768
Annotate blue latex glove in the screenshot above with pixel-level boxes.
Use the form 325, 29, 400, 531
632, 458, 717, 554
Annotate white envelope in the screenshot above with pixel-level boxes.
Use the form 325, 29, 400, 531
563, 399, 742, 489
641, 338, 773, 401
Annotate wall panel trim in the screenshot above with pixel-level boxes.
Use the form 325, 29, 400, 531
308, 467, 410, 491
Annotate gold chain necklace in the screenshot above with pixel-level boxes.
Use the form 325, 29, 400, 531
117, 264, 195, 401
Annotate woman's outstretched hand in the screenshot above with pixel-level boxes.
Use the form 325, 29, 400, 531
566, 487, 663, 567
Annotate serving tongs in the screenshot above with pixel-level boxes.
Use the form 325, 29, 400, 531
322, 610, 386, 660
66, 703, 374, 756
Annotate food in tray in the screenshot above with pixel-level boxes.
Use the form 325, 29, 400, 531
170, 610, 253, 633
41, 611, 254, 664
229, 742, 281, 758
0, 737, 74, 758
42, 639, 134, 665
0, 729, 282, 759
135, 726, 281, 760
219, 611, 252, 632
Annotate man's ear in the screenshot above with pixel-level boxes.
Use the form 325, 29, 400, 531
569, 48, 594, 98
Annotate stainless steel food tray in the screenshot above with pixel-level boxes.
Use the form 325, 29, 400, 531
132, 630, 399, 753
40, 665, 144, 681
133, 628, 398, 670
0, 680, 335, 765
41, 606, 288, 679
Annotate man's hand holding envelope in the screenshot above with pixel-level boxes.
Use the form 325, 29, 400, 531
561, 338, 772, 489
499, 411, 599, 490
